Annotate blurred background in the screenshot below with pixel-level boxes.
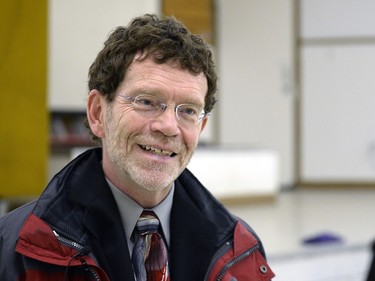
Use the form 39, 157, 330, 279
1, 0, 375, 280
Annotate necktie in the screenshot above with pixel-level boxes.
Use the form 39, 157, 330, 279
132, 211, 170, 281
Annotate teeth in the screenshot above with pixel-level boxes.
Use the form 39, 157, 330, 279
141, 145, 173, 156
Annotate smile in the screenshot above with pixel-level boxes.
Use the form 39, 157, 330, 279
139, 145, 176, 157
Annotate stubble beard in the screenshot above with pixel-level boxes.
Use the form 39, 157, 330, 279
123, 153, 182, 191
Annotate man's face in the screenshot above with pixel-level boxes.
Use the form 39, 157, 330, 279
101, 57, 208, 193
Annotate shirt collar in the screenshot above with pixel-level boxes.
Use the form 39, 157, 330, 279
106, 178, 174, 246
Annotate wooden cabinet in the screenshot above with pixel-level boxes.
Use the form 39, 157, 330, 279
163, 0, 214, 43
0, 0, 48, 197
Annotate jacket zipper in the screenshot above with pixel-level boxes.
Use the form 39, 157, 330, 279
204, 241, 233, 281
216, 245, 259, 281
204, 240, 259, 281
53, 230, 85, 251
81, 258, 101, 281
53, 230, 101, 281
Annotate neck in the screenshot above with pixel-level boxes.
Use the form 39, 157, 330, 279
121, 184, 172, 208
104, 168, 172, 208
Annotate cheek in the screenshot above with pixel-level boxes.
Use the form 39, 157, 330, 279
110, 110, 147, 146
183, 129, 201, 152
108, 107, 136, 130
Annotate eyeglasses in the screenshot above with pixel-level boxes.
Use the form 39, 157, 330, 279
119, 94, 207, 126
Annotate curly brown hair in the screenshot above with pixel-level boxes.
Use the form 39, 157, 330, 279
86, 14, 218, 141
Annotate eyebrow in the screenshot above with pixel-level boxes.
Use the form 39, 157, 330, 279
126, 87, 204, 107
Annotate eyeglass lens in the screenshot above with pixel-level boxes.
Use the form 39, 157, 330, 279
127, 95, 205, 125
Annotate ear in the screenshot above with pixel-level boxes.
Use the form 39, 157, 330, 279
87, 89, 106, 138
200, 116, 209, 133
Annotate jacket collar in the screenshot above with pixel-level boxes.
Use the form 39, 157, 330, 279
168, 174, 237, 280
67, 148, 135, 280
31, 148, 135, 280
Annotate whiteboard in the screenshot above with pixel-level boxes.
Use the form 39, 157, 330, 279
301, 45, 375, 181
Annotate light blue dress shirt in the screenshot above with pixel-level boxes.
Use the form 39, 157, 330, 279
107, 178, 174, 256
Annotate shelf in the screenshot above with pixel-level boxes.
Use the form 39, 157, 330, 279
50, 111, 95, 152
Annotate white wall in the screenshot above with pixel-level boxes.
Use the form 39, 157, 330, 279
48, 0, 160, 110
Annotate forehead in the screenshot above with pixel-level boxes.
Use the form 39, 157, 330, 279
121, 57, 208, 102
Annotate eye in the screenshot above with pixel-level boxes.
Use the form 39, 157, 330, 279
134, 95, 159, 109
178, 105, 199, 116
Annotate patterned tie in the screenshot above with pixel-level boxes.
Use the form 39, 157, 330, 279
132, 211, 170, 281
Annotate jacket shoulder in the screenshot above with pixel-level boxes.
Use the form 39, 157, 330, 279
206, 221, 275, 281
0, 201, 35, 279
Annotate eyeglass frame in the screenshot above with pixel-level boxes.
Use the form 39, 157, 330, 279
117, 94, 208, 125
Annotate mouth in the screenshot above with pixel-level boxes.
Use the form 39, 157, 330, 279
139, 144, 177, 157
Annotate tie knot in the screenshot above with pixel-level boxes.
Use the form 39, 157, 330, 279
135, 211, 159, 235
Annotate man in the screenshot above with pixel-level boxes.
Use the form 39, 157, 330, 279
0, 14, 274, 280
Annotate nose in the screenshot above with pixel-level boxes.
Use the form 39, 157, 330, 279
150, 106, 180, 137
